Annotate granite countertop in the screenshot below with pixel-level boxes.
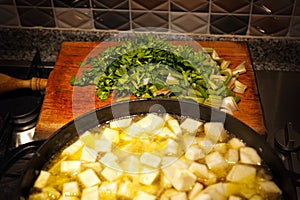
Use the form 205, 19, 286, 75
0, 28, 299, 71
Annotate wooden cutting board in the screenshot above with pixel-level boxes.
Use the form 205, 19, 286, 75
34, 41, 265, 139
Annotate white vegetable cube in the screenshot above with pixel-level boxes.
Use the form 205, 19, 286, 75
140, 153, 161, 168
205, 151, 228, 170
99, 152, 118, 167
167, 119, 182, 135
80, 131, 96, 148
165, 138, 179, 155
118, 180, 135, 199
228, 195, 243, 200
226, 164, 256, 183
62, 181, 79, 196
120, 155, 141, 173
170, 192, 187, 200
188, 182, 204, 200
80, 146, 98, 162
78, 169, 101, 188
185, 145, 205, 160
34, 170, 51, 189
61, 140, 84, 156
139, 168, 159, 185
213, 143, 227, 154
192, 193, 212, 200
155, 126, 176, 139
81, 186, 99, 200
124, 122, 144, 137
188, 162, 209, 179
101, 127, 119, 143
42, 187, 60, 199
110, 118, 132, 129
171, 169, 197, 191
180, 118, 202, 134
60, 161, 81, 174
99, 181, 118, 198
258, 181, 282, 199
136, 113, 165, 132
59, 197, 79, 200
94, 139, 111, 152
228, 138, 245, 149
162, 157, 188, 181
198, 138, 214, 154
204, 122, 227, 142
134, 191, 156, 200
226, 149, 239, 164
239, 147, 261, 165
101, 167, 123, 182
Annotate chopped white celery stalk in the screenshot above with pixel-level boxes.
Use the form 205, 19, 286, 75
233, 80, 247, 94
232, 61, 246, 76
221, 96, 239, 113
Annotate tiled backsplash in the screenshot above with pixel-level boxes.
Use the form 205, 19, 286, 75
1, 0, 300, 38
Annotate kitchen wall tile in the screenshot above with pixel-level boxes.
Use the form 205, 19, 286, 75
92, 0, 128, 9
18, 7, 55, 27
0, 0, 14, 5
171, 12, 208, 33
132, 11, 168, 30
290, 16, 300, 37
55, 8, 93, 29
252, 0, 294, 15
93, 10, 129, 30
210, 15, 249, 35
171, 0, 209, 12
53, 0, 90, 8
15, 0, 51, 7
0, 5, 19, 26
211, 0, 251, 14
250, 15, 290, 36
131, 0, 168, 11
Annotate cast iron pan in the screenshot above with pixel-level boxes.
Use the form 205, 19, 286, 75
18, 99, 296, 199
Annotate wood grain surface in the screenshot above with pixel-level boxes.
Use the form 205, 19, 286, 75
34, 41, 265, 139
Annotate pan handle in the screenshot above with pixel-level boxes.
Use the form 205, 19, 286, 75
0, 73, 47, 95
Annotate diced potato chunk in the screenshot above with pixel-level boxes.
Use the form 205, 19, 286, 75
167, 119, 182, 135
188, 162, 209, 179
80, 146, 97, 162
124, 123, 144, 137
63, 181, 79, 196
94, 139, 111, 152
226, 164, 256, 183
226, 149, 239, 164
110, 118, 132, 129
204, 122, 227, 142
258, 181, 282, 199
162, 157, 188, 181
99, 152, 118, 167
59, 196, 79, 200
120, 155, 141, 172
170, 192, 187, 200
239, 147, 261, 165
139, 168, 159, 185
165, 139, 179, 155
118, 180, 135, 199
78, 169, 101, 188
134, 191, 156, 200
99, 181, 118, 199
155, 127, 176, 139
140, 153, 161, 168
192, 193, 212, 200
81, 186, 99, 200
205, 151, 228, 171
41, 187, 60, 199
60, 161, 81, 174
101, 127, 119, 143
171, 169, 197, 191
80, 131, 96, 148
101, 167, 123, 182
185, 145, 205, 160
228, 138, 245, 149
180, 118, 202, 134
136, 113, 165, 132
188, 182, 204, 200
34, 170, 51, 189
61, 140, 84, 156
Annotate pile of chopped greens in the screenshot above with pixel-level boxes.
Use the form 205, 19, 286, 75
70, 34, 244, 109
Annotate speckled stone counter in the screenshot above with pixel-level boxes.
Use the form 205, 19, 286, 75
0, 28, 299, 71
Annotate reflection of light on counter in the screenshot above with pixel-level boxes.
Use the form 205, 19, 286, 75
256, 26, 266, 34
261, 5, 272, 14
